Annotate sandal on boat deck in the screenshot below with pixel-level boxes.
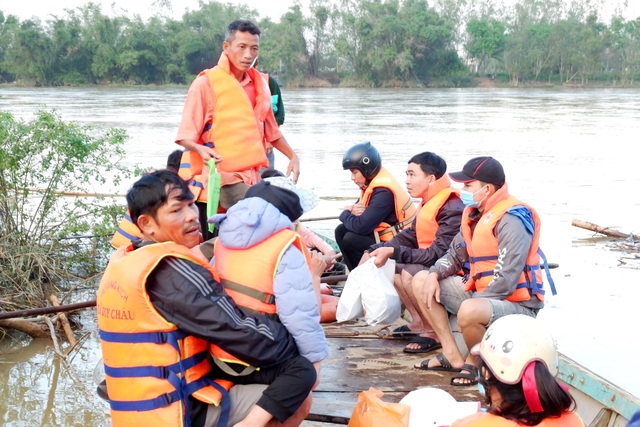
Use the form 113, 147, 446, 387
392, 325, 423, 337
379, 325, 425, 340
450, 364, 479, 386
414, 353, 461, 372
402, 336, 442, 353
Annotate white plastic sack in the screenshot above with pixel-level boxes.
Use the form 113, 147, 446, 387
336, 262, 366, 322
360, 258, 402, 326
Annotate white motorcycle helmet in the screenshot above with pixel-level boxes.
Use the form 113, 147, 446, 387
471, 314, 558, 384
399, 387, 480, 426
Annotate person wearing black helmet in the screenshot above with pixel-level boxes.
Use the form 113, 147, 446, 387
335, 142, 416, 271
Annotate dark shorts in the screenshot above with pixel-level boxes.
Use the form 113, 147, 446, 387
395, 262, 429, 277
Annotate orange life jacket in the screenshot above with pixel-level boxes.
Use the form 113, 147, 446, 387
359, 166, 416, 242
111, 210, 143, 249
452, 410, 584, 427
97, 242, 232, 427
415, 175, 459, 248
178, 150, 209, 203
460, 184, 545, 302
210, 228, 311, 373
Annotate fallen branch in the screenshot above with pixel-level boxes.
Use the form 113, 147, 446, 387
0, 275, 347, 321
572, 219, 631, 239
40, 315, 67, 360
0, 318, 49, 338
0, 300, 97, 320
50, 295, 76, 347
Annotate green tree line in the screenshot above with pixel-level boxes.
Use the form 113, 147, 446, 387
0, 0, 639, 87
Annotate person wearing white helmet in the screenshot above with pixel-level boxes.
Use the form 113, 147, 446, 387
452, 315, 584, 427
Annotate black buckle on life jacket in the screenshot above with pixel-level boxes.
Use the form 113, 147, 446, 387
161, 392, 174, 406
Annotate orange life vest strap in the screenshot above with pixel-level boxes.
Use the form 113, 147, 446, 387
374, 198, 416, 242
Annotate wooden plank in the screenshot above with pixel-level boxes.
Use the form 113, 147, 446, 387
308, 323, 483, 422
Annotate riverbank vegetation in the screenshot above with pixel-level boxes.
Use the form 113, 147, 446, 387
1, 0, 639, 88
0, 111, 130, 323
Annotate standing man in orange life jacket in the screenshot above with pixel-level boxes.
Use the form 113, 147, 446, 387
411, 157, 555, 387
175, 19, 300, 237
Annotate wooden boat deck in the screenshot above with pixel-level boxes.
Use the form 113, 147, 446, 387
308, 320, 482, 424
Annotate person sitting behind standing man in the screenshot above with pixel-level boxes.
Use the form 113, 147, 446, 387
335, 142, 416, 271
208, 179, 329, 385
360, 152, 464, 353
452, 314, 584, 427
97, 169, 317, 427
175, 19, 301, 235
411, 157, 554, 388
261, 169, 342, 271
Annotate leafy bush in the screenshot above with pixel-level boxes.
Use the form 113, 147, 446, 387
0, 110, 132, 311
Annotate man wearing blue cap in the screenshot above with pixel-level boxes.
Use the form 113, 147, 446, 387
411, 156, 554, 387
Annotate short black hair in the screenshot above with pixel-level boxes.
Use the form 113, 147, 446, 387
260, 168, 285, 179
127, 169, 193, 226
166, 150, 183, 173
408, 152, 447, 179
225, 20, 261, 42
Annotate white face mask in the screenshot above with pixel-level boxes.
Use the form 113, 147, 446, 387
460, 185, 488, 208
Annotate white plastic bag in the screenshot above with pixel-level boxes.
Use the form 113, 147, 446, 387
336, 262, 366, 322
360, 258, 401, 326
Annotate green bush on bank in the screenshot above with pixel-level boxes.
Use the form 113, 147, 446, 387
0, 110, 132, 312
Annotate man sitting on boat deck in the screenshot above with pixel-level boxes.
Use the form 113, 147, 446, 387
207, 178, 328, 387
175, 19, 301, 238
97, 169, 317, 427
359, 152, 464, 353
335, 142, 416, 271
411, 157, 554, 387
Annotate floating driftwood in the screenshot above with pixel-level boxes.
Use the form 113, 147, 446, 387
572, 219, 631, 239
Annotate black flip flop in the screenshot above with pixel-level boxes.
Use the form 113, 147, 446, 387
414, 353, 462, 372
403, 336, 443, 353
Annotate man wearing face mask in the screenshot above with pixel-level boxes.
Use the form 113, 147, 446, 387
410, 156, 555, 388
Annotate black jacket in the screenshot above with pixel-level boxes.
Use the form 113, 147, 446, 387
368, 195, 464, 267
143, 243, 300, 368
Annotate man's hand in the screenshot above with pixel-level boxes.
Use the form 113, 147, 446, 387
309, 251, 328, 278
358, 251, 371, 266
270, 136, 300, 183
177, 139, 223, 164
196, 144, 223, 163
369, 247, 394, 268
421, 272, 441, 310
322, 252, 341, 271
348, 203, 366, 216
286, 153, 300, 183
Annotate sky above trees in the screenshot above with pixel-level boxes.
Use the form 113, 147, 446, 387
4, 0, 639, 23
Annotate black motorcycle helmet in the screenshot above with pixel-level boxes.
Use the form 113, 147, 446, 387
342, 142, 382, 180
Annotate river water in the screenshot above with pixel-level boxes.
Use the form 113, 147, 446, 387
1, 87, 639, 425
